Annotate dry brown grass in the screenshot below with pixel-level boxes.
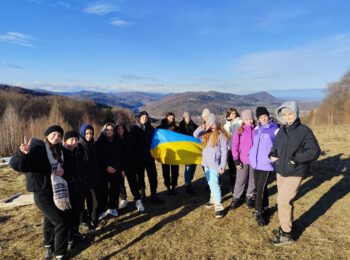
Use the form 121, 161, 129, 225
1, 126, 349, 259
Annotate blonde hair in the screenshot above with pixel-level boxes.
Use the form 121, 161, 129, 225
202, 127, 229, 148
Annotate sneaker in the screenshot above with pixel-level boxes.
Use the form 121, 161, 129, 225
246, 197, 255, 209
272, 227, 281, 235
271, 228, 294, 246
98, 210, 108, 221
254, 211, 266, 226
150, 194, 164, 204
119, 199, 128, 209
215, 210, 224, 218
135, 199, 145, 212
230, 198, 242, 209
44, 245, 53, 260
55, 255, 68, 260
108, 209, 118, 217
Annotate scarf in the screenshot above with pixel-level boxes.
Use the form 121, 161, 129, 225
45, 143, 71, 211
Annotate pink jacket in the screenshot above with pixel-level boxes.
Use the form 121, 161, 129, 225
232, 124, 254, 165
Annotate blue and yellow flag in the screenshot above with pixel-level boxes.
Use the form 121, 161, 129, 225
151, 129, 202, 165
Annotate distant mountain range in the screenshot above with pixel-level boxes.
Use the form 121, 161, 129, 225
0, 84, 320, 118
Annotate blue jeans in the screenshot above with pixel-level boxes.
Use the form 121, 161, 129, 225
184, 164, 196, 185
204, 167, 221, 204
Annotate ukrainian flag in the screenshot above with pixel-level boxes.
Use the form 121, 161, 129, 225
151, 129, 202, 165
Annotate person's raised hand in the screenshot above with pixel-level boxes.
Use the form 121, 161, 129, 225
20, 136, 32, 155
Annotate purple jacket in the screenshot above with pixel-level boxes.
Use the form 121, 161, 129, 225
249, 120, 279, 171
193, 126, 228, 171
232, 124, 254, 165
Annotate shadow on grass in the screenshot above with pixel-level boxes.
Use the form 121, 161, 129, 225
293, 154, 350, 239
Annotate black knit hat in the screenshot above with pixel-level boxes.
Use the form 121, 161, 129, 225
256, 107, 269, 119
63, 130, 80, 142
44, 125, 64, 137
138, 111, 149, 118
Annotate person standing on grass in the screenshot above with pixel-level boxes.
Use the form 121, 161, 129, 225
10, 125, 69, 260
95, 123, 124, 220
131, 111, 164, 204
62, 130, 88, 250
178, 111, 198, 194
223, 107, 242, 194
157, 112, 180, 195
269, 101, 320, 246
116, 124, 145, 212
248, 107, 279, 226
193, 113, 229, 218
231, 109, 256, 210
78, 123, 100, 229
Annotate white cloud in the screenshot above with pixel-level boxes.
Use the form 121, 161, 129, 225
83, 1, 119, 15
0, 32, 38, 47
110, 18, 132, 27
230, 33, 350, 91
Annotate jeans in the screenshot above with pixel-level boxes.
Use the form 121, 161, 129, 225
184, 164, 196, 185
34, 191, 69, 256
204, 167, 221, 204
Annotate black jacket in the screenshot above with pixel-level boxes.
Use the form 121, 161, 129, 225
79, 138, 101, 188
178, 119, 198, 136
157, 118, 179, 132
10, 139, 53, 193
131, 122, 155, 163
269, 118, 320, 177
95, 133, 124, 174
62, 144, 87, 185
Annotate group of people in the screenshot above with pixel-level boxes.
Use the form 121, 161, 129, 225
10, 100, 321, 259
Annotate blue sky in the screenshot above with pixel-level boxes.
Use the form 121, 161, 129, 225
0, 0, 350, 95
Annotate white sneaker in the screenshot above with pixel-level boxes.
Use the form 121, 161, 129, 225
135, 199, 145, 212
108, 209, 118, 217
119, 199, 128, 209
98, 210, 108, 221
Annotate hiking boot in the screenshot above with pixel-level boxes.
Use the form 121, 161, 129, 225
271, 228, 294, 246
119, 199, 128, 209
215, 210, 224, 218
44, 245, 53, 260
108, 209, 118, 217
230, 198, 242, 209
254, 211, 266, 226
246, 197, 255, 209
150, 194, 164, 204
98, 210, 108, 221
272, 227, 281, 235
135, 199, 145, 212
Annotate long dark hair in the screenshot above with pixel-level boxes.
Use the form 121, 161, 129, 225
226, 107, 240, 120
45, 138, 63, 163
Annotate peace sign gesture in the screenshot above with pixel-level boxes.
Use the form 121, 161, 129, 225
20, 136, 32, 155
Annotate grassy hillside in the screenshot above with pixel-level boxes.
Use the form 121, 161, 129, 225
0, 125, 349, 259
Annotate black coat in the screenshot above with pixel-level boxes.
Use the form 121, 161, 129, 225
131, 122, 155, 163
178, 119, 198, 136
79, 138, 101, 189
10, 139, 54, 193
95, 133, 124, 174
269, 118, 321, 177
157, 118, 179, 132
62, 144, 87, 185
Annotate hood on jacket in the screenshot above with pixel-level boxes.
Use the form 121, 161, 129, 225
276, 100, 299, 125
80, 123, 94, 142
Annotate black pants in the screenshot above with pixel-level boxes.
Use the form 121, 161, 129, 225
120, 169, 141, 200
161, 164, 179, 188
136, 160, 158, 195
227, 150, 237, 191
82, 187, 100, 224
253, 170, 270, 212
68, 181, 86, 237
34, 191, 69, 256
100, 172, 122, 212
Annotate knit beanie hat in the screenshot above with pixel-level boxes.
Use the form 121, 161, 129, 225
256, 107, 269, 119
64, 130, 79, 142
207, 113, 220, 127
44, 125, 64, 137
241, 109, 253, 121
138, 111, 149, 118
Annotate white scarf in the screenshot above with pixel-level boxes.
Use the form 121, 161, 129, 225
45, 143, 71, 211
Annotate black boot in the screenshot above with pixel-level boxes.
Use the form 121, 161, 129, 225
230, 198, 243, 209
254, 211, 266, 226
